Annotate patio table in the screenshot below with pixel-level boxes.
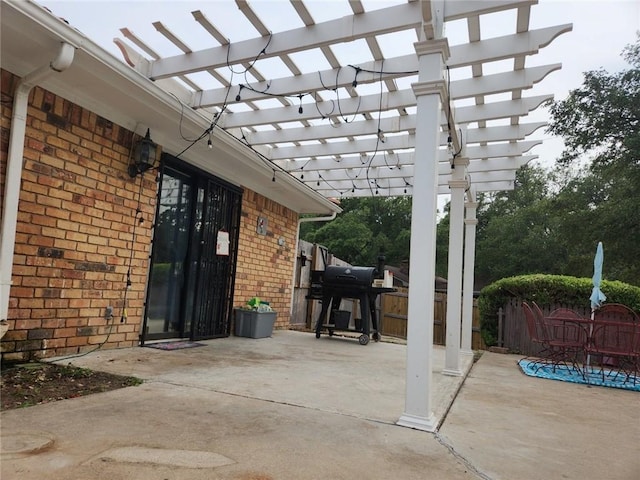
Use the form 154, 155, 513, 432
543, 312, 639, 384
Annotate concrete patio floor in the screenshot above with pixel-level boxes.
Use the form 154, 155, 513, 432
1, 330, 638, 479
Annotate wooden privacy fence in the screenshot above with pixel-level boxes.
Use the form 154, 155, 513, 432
499, 298, 591, 355
380, 287, 485, 350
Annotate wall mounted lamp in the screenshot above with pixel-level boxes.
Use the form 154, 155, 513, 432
128, 128, 158, 178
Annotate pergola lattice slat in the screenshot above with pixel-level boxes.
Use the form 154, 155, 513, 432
114, 0, 570, 197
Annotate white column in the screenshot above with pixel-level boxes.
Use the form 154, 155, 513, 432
397, 38, 449, 433
461, 201, 478, 354
443, 158, 468, 376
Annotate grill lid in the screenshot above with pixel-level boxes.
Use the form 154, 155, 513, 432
323, 265, 376, 286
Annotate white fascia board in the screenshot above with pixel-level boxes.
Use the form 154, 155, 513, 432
149, 2, 421, 79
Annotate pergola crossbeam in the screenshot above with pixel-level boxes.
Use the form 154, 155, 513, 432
112, 0, 570, 199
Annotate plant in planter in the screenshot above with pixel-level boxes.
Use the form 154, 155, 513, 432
234, 298, 276, 338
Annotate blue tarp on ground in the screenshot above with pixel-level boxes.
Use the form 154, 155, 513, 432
518, 359, 639, 392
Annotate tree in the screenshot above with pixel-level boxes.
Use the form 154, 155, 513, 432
547, 35, 640, 171
459, 37, 640, 287
471, 165, 569, 286
301, 196, 412, 266
547, 34, 640, 285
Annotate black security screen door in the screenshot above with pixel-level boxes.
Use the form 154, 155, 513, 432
142, 154, 241, 343
191, 179, 242, 339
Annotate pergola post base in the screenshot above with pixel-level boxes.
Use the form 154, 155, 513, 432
397, 413, 437, 432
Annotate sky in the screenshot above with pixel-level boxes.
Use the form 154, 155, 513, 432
42, 0, 639, 170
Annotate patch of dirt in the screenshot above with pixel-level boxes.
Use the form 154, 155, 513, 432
1, 362, 143, 411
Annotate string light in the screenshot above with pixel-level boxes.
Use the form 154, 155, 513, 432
168, 39, 431, 199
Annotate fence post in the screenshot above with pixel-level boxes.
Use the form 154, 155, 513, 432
497, 307, 504, 347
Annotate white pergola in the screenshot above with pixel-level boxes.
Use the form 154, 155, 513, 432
4, 0, 571, 431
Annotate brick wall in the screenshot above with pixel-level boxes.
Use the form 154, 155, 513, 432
1, 69, 301, 358
1, 70, 157, 360
234, 191, 298, 328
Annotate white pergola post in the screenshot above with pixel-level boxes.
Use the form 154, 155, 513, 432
397, 38, 449, 433
443, 157, 469, 376
461, 200, 478, 354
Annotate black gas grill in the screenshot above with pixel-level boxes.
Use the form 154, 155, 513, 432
323, 266, 376, 291
311, 265, 395, 345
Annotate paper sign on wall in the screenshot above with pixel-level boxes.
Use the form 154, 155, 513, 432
216, 230, 230, 256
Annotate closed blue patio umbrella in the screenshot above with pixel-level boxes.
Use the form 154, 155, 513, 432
586, 242, 606, 375
590, 242, 606, 312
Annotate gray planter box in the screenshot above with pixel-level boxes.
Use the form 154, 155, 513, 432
234, 309, 276, 338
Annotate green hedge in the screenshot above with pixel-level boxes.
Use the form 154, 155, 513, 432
478, 274, 640, 346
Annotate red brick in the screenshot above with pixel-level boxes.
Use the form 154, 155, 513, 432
45, 207, 71, 220
41, 318, 67, 329
13, 319, 42, 330
54, 327, 77, 338
66, 336, 89, 347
